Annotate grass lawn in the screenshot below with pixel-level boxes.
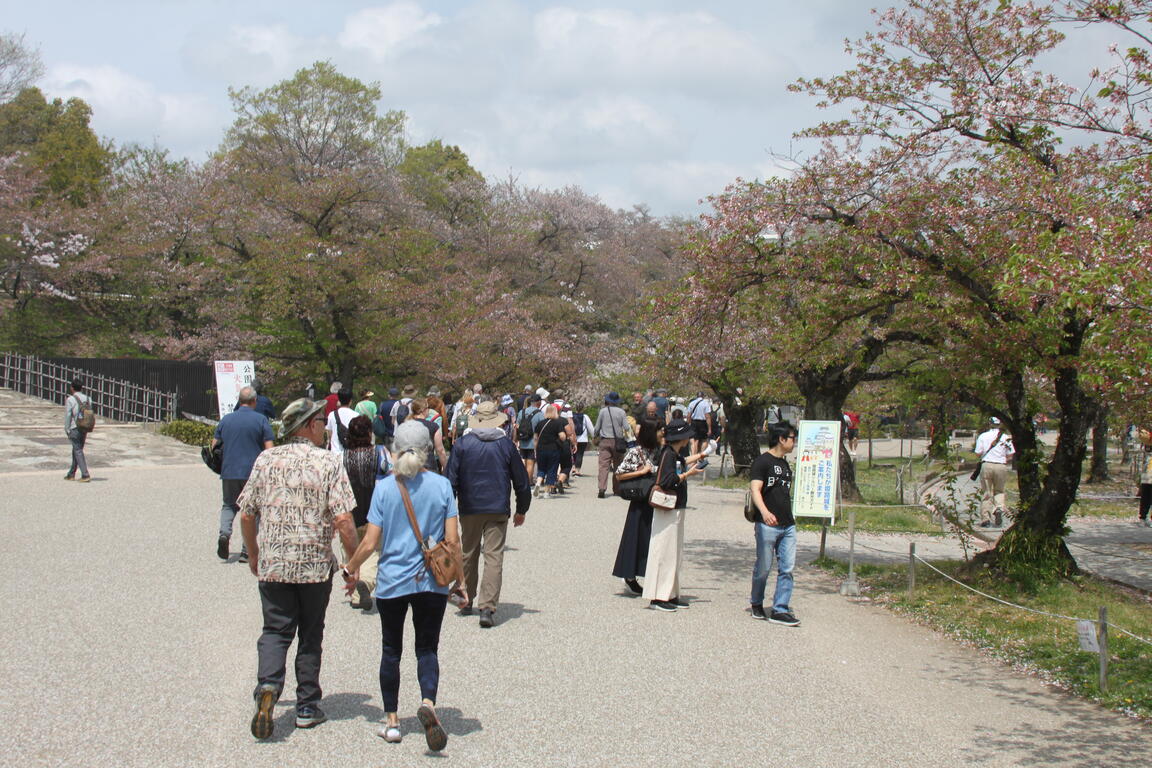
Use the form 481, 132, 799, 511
814, 556, 1152, 720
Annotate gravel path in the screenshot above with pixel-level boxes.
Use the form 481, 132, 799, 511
1, 389, 1149, 765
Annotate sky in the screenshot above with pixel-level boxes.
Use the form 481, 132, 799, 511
2, 1, 1120, 217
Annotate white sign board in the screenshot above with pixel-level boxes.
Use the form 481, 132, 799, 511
214, 360, 255, 418
1076, 620, 1100, 653
792, 419, 841, 522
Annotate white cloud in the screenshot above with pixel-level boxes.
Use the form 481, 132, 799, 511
44, 64, 223, 157
339, 3, 443, 58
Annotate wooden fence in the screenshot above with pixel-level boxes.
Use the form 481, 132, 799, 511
0, 352, 177, 423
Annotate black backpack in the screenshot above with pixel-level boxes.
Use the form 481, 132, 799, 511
516, 409, 536, 442
573, 413, 586, 437
335, 412, 350, 448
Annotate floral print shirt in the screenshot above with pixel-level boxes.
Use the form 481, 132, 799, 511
238, 438, 356, 583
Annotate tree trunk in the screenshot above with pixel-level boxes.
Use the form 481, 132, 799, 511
928, 399, 950, 460
720, 395, 763, 476
797, 377, 862, 502
1086, 405, 1110, 483
981, 313, 1094, 581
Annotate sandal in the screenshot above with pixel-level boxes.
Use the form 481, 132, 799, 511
416, 703, 448, 751
378, 724, 402, 743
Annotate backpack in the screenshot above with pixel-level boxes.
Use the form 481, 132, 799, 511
392, 400, 410, 426
573, 413, 586, 437
74, 395, 96, 432
335, 411, 350, 448
453, 405, 471, 436
516, 408, 536, 442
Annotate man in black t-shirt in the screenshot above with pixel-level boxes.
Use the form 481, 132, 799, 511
747, 421, 800, 627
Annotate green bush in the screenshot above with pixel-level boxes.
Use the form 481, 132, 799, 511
159, 420, 215, 446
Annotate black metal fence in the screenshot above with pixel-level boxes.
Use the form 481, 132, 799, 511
0, 353, 192, 422
44, 356, 217, 418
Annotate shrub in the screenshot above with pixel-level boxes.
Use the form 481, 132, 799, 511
159, 419, 215, 446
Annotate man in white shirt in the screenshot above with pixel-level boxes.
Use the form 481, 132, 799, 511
325, 389, 358, 454
973, 417, 1015, 528
687, 392, 713, 457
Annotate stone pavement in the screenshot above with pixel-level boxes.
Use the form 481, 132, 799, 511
1, 389, 1149, 766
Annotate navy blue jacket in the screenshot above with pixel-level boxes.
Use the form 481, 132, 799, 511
445, 428, 532, 516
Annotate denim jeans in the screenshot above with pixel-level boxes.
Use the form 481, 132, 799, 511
219, 478, 248, 553
66, 430, 89, 478
376, 591, 448, 712
750, 523, 796, 614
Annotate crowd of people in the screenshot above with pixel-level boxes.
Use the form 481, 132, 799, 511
118, 377, 796, 749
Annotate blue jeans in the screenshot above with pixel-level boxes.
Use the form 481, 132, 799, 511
750, 524, 796, 614
66, 430, 89, 478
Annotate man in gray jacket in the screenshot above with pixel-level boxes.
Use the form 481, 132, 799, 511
64, 379, 92, 482
594, 391, 629, 499
444, 401, 531, 628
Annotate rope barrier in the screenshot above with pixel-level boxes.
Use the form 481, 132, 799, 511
911, 555, 1152, 649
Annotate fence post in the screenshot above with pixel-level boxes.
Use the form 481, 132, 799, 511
1099, 605, 1109, 693
908, 542, 916, 597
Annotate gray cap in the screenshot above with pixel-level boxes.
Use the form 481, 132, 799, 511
280, 398, 324, 438
394, 420, 432, 455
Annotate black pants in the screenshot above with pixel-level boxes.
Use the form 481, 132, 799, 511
376, 592, 448, 712
255, 578, 332, 709
1140, 484, 1152, 520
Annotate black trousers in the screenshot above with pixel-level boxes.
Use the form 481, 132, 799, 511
255, 578, 332, 709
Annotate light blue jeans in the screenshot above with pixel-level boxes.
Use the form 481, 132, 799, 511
750, 523, 796, 614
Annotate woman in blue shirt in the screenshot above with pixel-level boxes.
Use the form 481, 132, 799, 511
343, 421, 466, 750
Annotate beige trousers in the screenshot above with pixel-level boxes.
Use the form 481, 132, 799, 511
979, 462, 1010, 523
461, 513, 509, 611
642, 507, 684, 601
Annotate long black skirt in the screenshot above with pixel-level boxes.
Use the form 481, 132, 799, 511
611, 499, 654, 579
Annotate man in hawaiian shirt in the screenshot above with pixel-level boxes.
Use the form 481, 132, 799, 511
239, 398, 359, 739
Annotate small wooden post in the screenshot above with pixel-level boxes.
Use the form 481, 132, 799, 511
908, 542, 916, 597
1099, 606, 1109, 693
819, 524, 827, 559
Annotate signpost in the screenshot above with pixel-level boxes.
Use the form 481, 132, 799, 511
213, 360, 255, 418
793, 420, 855, 594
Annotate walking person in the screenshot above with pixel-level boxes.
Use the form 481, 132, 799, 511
642, 419, 706, 611
239, 398, 359, 739
326, 389, 358, 454
572, 403, 593, 476
533, 404, 569, 497
611, 420, 662, 596
211, 385, 274, 562
1138, 436, 1152, 527
342, 421, 466, 750
515, 393, 545, 479
445, 401, 532, 627
974, 417, 1015, 528
63, 379, 94, 482
594, 392, 629, 499
342, 416, 388, 609
748, 421, 801, 627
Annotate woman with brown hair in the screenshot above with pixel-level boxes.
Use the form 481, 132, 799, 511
341, 415, 387, 609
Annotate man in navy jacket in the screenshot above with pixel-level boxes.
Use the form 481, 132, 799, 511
445, 400, 531, 628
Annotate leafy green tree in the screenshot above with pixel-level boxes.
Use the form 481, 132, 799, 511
0, 87, 111, 205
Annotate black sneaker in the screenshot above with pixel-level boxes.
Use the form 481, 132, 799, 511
217, 535, 229, 560
769, 610, 801, 627
624, 578, 642, 595
750, 604, 767, 620
479, 608, 495, 628
295, 705, 327, 729
978, 521, 992, 528
668, 597, 689, 608
250, 684, 278, 739
598, 490, 606, 499
238, 551, 249, 564
649, 600, 677, 612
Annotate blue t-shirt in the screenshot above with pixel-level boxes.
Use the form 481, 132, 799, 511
517, 407, 545, 450
213, 407, 273, 480
369, 472, 458, 599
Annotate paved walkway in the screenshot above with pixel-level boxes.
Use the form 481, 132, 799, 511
1, 390, 1149, 766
